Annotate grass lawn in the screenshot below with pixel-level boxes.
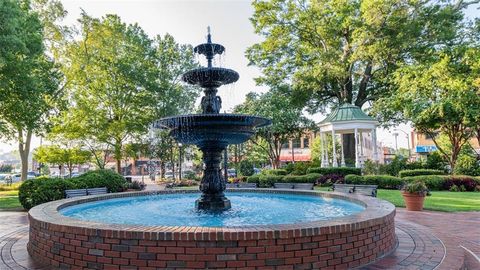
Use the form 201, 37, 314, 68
314, 186, 480, 212
0, 190, 22, 210
377, 189, 480, 212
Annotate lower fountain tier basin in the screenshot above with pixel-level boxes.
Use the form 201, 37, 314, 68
28, 190, 396, 270
154, 114, 271, 147
182, 67, 239, 88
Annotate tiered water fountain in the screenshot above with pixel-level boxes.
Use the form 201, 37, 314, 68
154, 28, 271, 211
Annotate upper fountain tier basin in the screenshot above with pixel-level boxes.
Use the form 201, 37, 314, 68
154, 113, 271, 148
182, 67, 239, 88
194, 42, 225, 56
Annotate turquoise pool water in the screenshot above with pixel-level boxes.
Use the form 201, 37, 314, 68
60, 192, 365, 227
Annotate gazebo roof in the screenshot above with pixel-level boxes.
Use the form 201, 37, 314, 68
320, 103, 375, 124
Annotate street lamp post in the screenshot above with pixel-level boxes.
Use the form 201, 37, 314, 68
395, 129, 411, 160
393, 132, 399, 152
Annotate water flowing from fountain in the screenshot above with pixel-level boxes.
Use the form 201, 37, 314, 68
154, 29, 271, 211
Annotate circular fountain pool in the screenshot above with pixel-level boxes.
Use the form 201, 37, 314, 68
60, 192, 365, 227
28, 190, 396, 269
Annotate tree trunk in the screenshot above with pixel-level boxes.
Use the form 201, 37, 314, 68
114, 141, 122, 174
160, 161, 165, 179
171, 146, 175, 179
18, 129, 32, 181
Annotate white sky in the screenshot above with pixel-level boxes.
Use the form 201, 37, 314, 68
0, 0, 478, 153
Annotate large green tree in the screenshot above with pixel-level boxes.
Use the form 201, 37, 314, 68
0, 0, 62, 181
247, 0, 474, 159
52, 14, 199, 174
34, 145, 91, 177
234, 86, 314, 168
376, 45, 480, 171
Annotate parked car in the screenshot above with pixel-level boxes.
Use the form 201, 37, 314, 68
0, 174, 10, 184
164, 171, 174, 179
227, 169, 237, 178
11, 174, 21, 182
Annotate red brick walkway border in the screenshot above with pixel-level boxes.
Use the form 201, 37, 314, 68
28, 190, 396, 269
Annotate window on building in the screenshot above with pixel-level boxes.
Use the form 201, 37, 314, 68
292, 138, 301, 148
303, 137, 310, 148
281, 142, 290, 149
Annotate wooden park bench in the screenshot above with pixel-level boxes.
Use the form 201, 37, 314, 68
332, 184, 377, 197
65, 189, 87, 198
65, 187, 108, 198
87, 187, 108, 196
274, 183, 314, 190
293, 183, 314, 190
274, 183, 294, 189
227, 182, 257, 189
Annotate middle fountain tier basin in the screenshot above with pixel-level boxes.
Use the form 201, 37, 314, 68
154, 113, 271, 148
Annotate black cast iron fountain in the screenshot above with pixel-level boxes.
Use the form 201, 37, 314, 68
154, 28, 271, 211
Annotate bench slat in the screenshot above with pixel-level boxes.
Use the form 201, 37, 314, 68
293, 183, 314, 190
65, 189, 87, 198
87, 187, 108, 195
274, 183, 294, 189
333, 184, 377, 197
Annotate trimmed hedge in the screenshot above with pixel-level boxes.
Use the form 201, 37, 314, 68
19, 170, 127, 210
307, 167, 361, 176
282, 173, 322, 184
399, 169, 445, 178
247, 173, 322, 186
261, 169, 288, 176
345, 175, 403, 190
402, 175, 480, 191
442, 176, 479, 191
402, 175, 446, 191
317, 174, 345, 186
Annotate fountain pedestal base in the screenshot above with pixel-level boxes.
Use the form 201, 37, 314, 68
195, 193, 231, 211
196, 146, 231, 211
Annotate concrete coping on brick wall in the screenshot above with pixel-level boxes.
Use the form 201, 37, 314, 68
28, 189, 395, 241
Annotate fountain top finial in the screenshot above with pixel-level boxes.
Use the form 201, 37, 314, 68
207, 26, 212, 44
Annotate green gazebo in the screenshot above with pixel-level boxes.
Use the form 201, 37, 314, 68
318, 104, 379, 168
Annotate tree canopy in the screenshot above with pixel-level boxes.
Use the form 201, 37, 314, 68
0, 0, 63, 180
51, 13, 200, 173
247, 0, 473, 112
375, 45, 480, 171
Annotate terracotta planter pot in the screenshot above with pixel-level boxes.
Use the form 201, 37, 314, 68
401, 191, 426, 211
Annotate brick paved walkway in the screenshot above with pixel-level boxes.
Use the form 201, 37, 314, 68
0, 209, 478, 269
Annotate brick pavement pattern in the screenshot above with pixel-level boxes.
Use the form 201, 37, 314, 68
0, 209, 478, 269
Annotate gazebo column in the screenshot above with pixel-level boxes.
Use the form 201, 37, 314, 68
372, 128, 378, 161
321, 132, 328, 167
354, 128, 360, 168
332, 130, 338, 167
340, 134, 346, 167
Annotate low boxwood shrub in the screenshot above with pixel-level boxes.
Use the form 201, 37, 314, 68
246, 175, 260, 185
307, 167, 361, 176
19, 177, 75, 210
282, 173, 321, 183
317, 174, 345, 186
69, 170, 126, 192
402, 175, 446, 191
258, 175, 284, 187
399, 169, 445, 178
345, 175, 403, 189
261, 169, 288, 176
18, 169, 127, 210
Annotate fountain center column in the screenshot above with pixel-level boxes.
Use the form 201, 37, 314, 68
195, 145, 231, 211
